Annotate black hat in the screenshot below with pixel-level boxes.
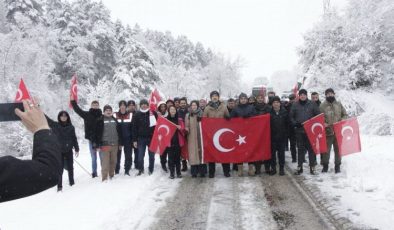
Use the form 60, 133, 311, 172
325, 88, 335, 95
239, 92, 248, 100
139, 99, 149, 106
127, 100, 136, 106
173, 97, 180, 102
298, 89, 308, 96
288, 94, 296, 100
103, 105, 112, 112
272, 96, 281, 103
118, 100, 127, 107
210, 90, 220, 98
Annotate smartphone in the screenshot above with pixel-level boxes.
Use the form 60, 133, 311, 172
0, 103, 24, 122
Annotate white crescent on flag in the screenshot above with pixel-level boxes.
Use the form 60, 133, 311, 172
341, 125, 354, 140
72, 84, 78, 95
158, 124, 170, 136
213, 128, 235, 153
15, 89, 23, 101
311, 123, 324, 135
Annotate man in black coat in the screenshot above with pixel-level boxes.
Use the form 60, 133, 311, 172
0, 100, 61, 203
290, 89, 320, 175
284, 94, 297, 162
70, 94, 102, 178
132, 99, 158, 175
231, 93, 256, 176
270, 96, 289, 176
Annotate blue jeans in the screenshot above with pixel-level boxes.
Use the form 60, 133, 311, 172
137, 137, 155, 172
89, 141, 101, 174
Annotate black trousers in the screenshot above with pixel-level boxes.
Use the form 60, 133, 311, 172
295, 131, 316, 167
58, 151, 74, 188
160, 149, 168, 167
167, 146, 181, 176
208, 163, 230, 176
191, 164, 207, 176
288, 131, 297, 161
115, 142, 134, 173
271, 140, 285, 169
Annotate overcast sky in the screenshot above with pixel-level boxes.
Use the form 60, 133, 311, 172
99, 0, 348, 85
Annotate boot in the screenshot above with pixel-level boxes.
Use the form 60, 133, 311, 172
310, 166, 315, 175
92, 172, 98, 178
295, 166, 303, 175
57, 186, 62, 192
269, 167, 277, 176
248, 164, 255, 176
169, 173, 175, 179
255, 162, 262, 175
181, 160, 188, 172
335, 164, 341, 173
136, 170, 144, 176
237, 164, 243, 177
279, 167, 285, 176
322, 164, 328, 173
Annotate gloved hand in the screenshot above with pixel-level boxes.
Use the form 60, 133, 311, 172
224, 115, 231, 121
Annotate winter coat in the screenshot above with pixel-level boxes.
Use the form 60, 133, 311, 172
203, 101, 230, 118
230, 104, 256, 118
270, 108, 289, 142
185, 110, 203, 165
113, 111, 133, 143
178, 108, 188, 120
167, 115, 186, 148
254, 102, 271, 115
71, 100, 102, 141
132, 110, 158, 142
289, 99, 320, 133
46, 116, 79, 153
94, 115, 123, 147
0, 129, 61, 203
320, 100, 348, 136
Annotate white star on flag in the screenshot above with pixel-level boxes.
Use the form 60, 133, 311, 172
236, 135, 246, 145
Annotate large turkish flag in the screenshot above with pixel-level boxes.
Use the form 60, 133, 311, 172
333, 117, 361, 156
149, 116, 177, 155
201, 114, 271, 163
303, 113, 327, 155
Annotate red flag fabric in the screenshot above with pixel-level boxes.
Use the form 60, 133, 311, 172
15, 79, 32, 102
201, 114, 271, 164
333, 117, 361, 156
303, 113, 327, 155
149, 89, 162, 112
69, 74, 78, 108
149, 116, 177, 155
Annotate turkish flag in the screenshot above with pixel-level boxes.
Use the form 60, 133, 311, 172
69, 74, 78, 108
149, 88, 162, 112
333, 117, 361, 156
15, 79, 32, 102
149, 116, 177, 155
201, 114, 271, 164
303, 113, 327, 155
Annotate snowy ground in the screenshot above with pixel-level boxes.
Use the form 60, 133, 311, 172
0, 145, 181, 230
288, 134, 394, 230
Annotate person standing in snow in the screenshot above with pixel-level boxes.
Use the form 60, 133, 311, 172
320, 88, 348, 173
70, 94, 102, 178
157, 101, 169, 173
290, 89, 320, 175
166, 105, 186, 179
46, 111, 79, 191
0, 99, 61, 202
127, 100, 138, 170
185, 100, 207, 178
230, 93, 256, 177
203, 90, 231, 178
114, 100, 133, 176
284, 94, 298, 163
94, 105, 122, 182
269, 96, 289, 176
132, 99, 158, 176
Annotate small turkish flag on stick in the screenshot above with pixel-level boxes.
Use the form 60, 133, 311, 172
149, 88, 162, 112
69, 74, 78, 108
303, 113, 327, 155
15, 78, 32, 102
333, 117, 362, 156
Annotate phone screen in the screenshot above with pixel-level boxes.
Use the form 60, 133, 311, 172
0, 103, 24, 122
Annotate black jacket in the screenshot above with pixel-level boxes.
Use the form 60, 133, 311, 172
254, 102, 271, 115
289, 99, 320, 131
71, 100, 102, 141
94, 115, 123, 147
270, 108, 289, 142
230, 104, 256, 118
0, 130, 61, 203
114, 111, 133, 143
132, 110, 158, 142
46, 116, 79, 153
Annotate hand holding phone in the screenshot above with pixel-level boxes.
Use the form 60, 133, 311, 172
0, 102, 24, 122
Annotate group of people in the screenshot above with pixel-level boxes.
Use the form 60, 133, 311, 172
52, 87, 347, 190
